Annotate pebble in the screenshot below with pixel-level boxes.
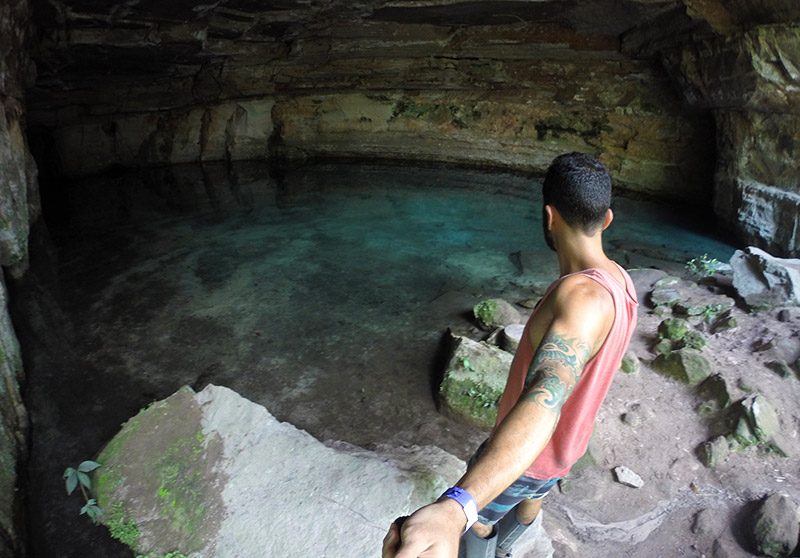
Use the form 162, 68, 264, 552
613, 465, 644, 488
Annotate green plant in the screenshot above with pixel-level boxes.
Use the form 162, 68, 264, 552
686, 254, 720, 277
64, 461, 103, 524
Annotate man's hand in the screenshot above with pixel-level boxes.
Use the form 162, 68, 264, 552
381, 500, 465, 558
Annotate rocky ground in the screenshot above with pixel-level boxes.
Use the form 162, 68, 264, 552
448, 265, 800, 558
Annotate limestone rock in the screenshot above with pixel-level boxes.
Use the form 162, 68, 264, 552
696, 374, 733, 415
652, 338, 673, 356
731, 247, 800, 310
658, 317, 690, 341
500, 323, 525, 354
652, 347, 712, 385
698, 436, 730, 468
650, 276, 683, 307
692, 508, 722, 535
650, 276, 734, 317
620, 351, 640, 374
751, 494, 800, 558
727, 394, 783, 453
439, 333, 512, 428
613, 465, 644, 488
677, 330, 707, 351
473, 298, 521, 331
628, 268, 669, 304
768, 360, 795, 379
94, 385, 465, 557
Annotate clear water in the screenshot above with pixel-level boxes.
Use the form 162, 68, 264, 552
52, 160, 736, 453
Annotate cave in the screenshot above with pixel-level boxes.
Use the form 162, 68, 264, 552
2, 0, 800, 556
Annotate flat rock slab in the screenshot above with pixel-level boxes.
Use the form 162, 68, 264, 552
94, 385, 467, 557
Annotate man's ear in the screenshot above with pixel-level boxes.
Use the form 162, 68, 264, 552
544, 204, 555, 230
601, 208, 614, 231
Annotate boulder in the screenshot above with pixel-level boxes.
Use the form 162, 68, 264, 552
439, 333, 512, 428
652, 348, 712, 385
473, 298, 521, 331
751, 494, 800, 558
93, 385, 466, 557
730, 247, 800, 310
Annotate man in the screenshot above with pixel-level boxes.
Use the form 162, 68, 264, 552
382, 152, 639, 558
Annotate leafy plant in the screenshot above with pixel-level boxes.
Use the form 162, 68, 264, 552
64, 460, 103, 524
686, 254, 720, 277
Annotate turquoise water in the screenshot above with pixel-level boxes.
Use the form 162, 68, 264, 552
54, 160, 736, 451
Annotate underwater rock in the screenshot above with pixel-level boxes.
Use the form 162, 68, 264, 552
439, 333, 512, 428
473, 298, 521, 331
730, 247, 800, 310
751, 494, 800, 558
92, 385, 464, 557
652, 348, 712, 385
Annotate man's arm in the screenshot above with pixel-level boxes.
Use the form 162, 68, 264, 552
383, 276, 613, 558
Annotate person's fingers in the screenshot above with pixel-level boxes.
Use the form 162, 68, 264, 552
381, 523, 400, 558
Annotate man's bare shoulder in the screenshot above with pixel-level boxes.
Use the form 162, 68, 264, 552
551, 273, 614, 311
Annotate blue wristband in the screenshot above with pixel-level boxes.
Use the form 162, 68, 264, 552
441, 487, 479, 533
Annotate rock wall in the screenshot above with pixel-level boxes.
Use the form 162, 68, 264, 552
26, 2, 715, 203
0, 0, 38, 554
624, 2, 800, 256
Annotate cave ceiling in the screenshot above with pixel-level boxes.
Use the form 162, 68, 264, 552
30, 0, 687, 86
26, 0, 800, 101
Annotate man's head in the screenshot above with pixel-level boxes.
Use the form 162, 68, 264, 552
541, 153, 612, 250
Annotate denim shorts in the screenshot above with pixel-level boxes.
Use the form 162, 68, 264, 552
467, 440, 559, 525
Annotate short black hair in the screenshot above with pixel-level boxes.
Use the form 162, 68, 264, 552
542, 152, 611, 234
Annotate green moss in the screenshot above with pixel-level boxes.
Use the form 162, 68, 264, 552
473, 300, 498, 328
108, 502, 140, 548
154, 430, 208, 549
441, 378, 501, 428
389, 99, 438, 121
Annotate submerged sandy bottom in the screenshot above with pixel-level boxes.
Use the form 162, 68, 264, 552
32, 160, 735, 556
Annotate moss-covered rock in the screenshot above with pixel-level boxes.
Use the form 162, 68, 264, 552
657, 317, 690, 341
473, 298, 521, 331
620, 351, 640, 374
94, 388, 223, 556
439, 333, 512, 428
751, 494, 800, 558
652, 348, 712, 385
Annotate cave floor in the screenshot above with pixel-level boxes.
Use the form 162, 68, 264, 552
25, 161, 736, 557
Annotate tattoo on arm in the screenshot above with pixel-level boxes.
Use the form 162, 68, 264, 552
520, 332, 592, 413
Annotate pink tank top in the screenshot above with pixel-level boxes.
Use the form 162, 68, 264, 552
493, 264, 639, 479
